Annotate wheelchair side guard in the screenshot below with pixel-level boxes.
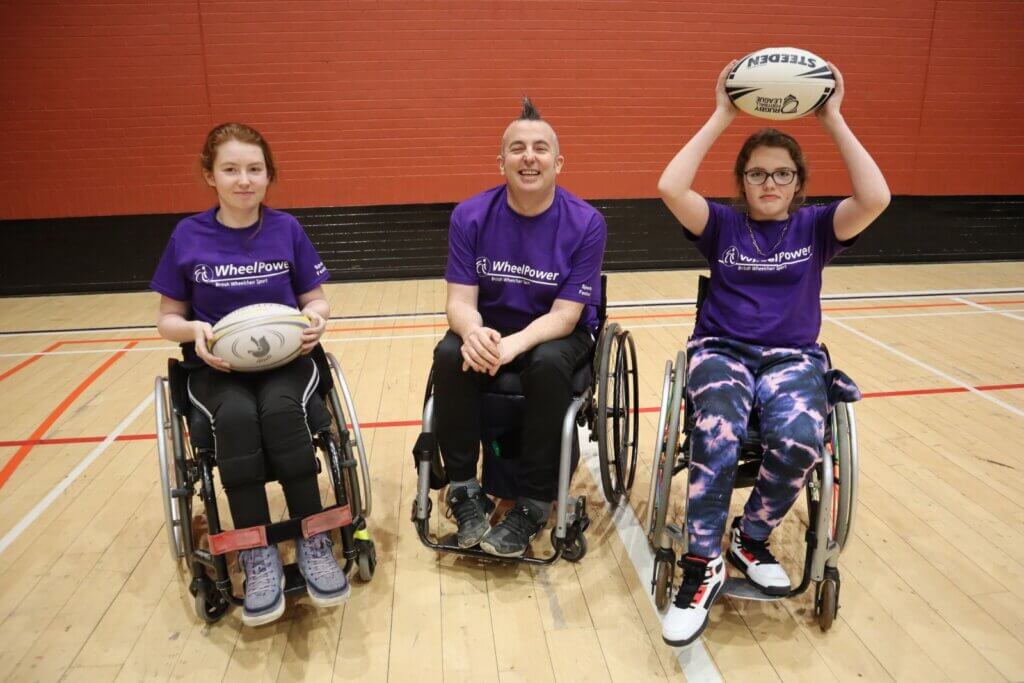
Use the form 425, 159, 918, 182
824, 368, 861, 411
326, 352, 372, 518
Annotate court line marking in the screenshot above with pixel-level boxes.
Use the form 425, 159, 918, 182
0, 342, 139, 490
4, 382, 1021, 449
951, 296, 1024, 322
3, 307, 1024, 362
823, 316, 1024, 419
579, 438, 722, 683
2, 286, 1022, 338
0, 393, 154, 557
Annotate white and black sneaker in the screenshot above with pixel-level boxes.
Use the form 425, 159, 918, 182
662, 554, 726, 647
727, 516, 791, 596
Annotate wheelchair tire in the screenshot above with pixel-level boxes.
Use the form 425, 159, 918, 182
552, 527, 587, 563
816, 578, 838, 631
356, 539, 377, 582
193, 584, 229, 624
653, 557, 674, 611
596, 324, 640, 506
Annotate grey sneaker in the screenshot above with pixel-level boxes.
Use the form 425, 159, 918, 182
238, 545, 286, 626
446, 486, 494, 548
296, 532, 350, 607
479, 503, 546, 558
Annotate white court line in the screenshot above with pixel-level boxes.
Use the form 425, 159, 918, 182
4, 309, 1024, 360
951, 296, 1024, 322
2, 286, 1022, 339
0, 393, 155, 557
824, 315, 1024, 418
579, 437, 722, 683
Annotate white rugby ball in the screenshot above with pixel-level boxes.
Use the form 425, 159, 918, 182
210, 303, 310, 372
727, 47, 835, 120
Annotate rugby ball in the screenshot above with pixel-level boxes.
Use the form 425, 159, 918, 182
727, 47, 835, 120
210, 303, 309, 372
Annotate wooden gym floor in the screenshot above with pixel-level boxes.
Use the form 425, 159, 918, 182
0, 262, 1022, 682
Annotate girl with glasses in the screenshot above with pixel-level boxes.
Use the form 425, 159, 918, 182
656, 61, 890, 647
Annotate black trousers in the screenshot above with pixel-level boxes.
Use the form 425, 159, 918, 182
432, 328, 593, 502
187, 355, 328, 528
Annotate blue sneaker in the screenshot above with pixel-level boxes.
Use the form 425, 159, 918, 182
238, 545, 286, 626
296, 532, 350, 607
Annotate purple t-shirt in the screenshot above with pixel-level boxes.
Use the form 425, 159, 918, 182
686, 200, 852, 347
445, 185, 607, 333
151, 207, 329, 325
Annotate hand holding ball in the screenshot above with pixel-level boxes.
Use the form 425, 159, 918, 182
209, 303, 310, 372
726, 47, 835, 120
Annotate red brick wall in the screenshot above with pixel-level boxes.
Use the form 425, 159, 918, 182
1, 0, 1021, 219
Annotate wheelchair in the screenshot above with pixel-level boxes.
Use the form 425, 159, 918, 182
154, 345, 377, 623
645, 276, 859, 631
410, 275, 639, 564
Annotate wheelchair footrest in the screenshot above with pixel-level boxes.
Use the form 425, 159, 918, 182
282, 562, 308, 595
721, 577, 784, 602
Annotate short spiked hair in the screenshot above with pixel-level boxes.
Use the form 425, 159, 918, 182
500, 96, 560, 155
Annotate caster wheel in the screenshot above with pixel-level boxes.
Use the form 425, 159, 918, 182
560, 532, 587, 563
816, 575, 839, 631
654, 558, 674, 610
356, 539, 377, 582
194, 587, 229, 624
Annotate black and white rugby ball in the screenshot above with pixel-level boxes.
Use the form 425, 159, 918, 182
727, 47, 835, 121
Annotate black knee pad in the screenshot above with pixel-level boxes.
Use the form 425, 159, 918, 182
433, 333, 465, 371
305, 393, 332, 434
216, 449, 267, 489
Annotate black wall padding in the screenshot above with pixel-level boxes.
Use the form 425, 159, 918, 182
2, 196, 1022, 295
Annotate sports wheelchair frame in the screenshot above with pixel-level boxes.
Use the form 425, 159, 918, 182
645, 276, 859, 630
154, 345, 376, 623
411, 275, 640, 564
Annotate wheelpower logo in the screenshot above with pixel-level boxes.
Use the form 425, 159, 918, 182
719, 244, 813, 271
475, 257, 560, 287
193, 260, 291, 288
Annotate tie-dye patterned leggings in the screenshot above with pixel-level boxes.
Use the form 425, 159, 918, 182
684, 336, 832, 559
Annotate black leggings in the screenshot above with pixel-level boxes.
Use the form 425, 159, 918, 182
432, 328, 593, 502
187, 355, 327, 528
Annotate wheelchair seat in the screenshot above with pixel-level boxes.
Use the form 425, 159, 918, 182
481, 361, 594, 397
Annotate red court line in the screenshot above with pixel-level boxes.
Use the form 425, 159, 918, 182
2, 381, 1021, 449
0, 342, 138, 491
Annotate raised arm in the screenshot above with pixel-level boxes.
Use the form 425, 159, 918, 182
818, 65, 891, 241
657, 61, 737, 236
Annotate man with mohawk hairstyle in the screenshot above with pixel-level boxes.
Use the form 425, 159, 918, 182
432, 97, 607, 557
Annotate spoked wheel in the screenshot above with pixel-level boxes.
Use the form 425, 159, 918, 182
596, 324, 640, 505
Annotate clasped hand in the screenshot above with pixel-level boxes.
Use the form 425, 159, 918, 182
460, 327, 521, 375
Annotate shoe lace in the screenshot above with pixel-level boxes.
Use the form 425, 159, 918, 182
302, 534, 339, 581
449, 491, 487, 527
673, 556, 711, 609
242, 547, 276, 592
740, 533, 778, 565
499, 506, 539, 540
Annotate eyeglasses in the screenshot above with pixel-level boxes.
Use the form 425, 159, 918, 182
743, 168, 797, 186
